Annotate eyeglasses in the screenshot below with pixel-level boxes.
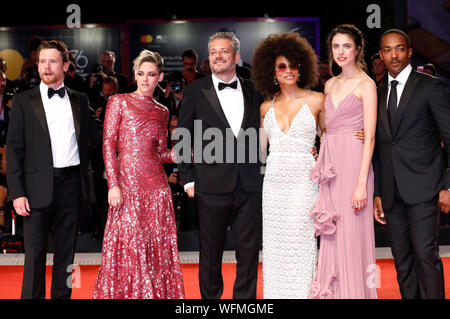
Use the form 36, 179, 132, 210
275, 63, 300, 72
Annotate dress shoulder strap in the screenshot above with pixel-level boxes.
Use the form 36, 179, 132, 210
351, 78, 364, 94
271, 95, 277, 106
304, 90, 311, 104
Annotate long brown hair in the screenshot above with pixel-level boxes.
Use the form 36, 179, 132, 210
327, 24, 367, 75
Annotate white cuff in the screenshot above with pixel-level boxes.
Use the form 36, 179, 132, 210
184, 182, 194, 192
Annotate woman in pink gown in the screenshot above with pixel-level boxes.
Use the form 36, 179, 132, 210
93, 50, 185, 299
309, 24, 378, 299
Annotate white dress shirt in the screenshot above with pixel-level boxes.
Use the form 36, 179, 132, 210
386, 64, 412, 108
39, 82, 80, 168
184, 73, 245, 192
211, 73, 245, 137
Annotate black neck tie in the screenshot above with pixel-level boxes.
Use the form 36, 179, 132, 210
218, 81, 238, 91
387, 80, 398, 132
48, 87, 66, 99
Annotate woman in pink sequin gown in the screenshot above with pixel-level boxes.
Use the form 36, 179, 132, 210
93, 50, 185, 299
309, 24, 378, 299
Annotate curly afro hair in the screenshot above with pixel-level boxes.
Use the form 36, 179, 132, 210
251, 32, 318, 99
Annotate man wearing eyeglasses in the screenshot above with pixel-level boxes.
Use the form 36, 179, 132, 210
181, 48, 205, 84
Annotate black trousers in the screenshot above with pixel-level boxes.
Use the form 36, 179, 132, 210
196, 180, 262, 299
21, 166, 81, 299
385, 187, 445, 299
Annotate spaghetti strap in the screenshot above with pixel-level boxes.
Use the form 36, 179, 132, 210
350, 78, 364, 94
305, 90, 311, 104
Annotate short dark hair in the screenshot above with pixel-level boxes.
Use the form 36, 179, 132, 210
370, 53, 381, 63
423, 63, 436, 75
182, 48, 198, 62
27, 35, 44, 51
380, 29, 411, 48
103, 76, 119, 90
37, 40, 70, 63
168, 71, 184, 83
251, 32, 318, 99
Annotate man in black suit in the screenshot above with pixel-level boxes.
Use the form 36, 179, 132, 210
7, 40, 100, 299
373, 29, 450, 299
176, 32, 263, 299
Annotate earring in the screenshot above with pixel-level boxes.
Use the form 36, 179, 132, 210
274, 78, 279, 85
297, 73, 301, 81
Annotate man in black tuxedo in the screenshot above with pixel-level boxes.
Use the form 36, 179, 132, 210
176, 32, 263, 299
7, 40, 100, 299
373, 29, 450, 299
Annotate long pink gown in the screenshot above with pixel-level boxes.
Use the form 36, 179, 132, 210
93, 93, 185, 299
309, 92, 377, 299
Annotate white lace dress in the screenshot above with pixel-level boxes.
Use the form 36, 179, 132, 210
262, 93, 318, 299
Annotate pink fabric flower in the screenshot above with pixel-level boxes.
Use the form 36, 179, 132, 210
310, 162, 336, 184
319, 288, 333, 299
309, 168, 321, 183
311, 208, 339, 237
309, 280, 321, 299
322, 162, 336, 182
315, 209, 332, 224
321, 221, 337, 235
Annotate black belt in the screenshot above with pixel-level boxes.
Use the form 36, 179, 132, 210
53, 165, 80, 177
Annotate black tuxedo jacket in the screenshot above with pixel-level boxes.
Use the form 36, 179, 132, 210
373, 70, 450, 209
176, 75, 264, 194
6, 86, 100, 208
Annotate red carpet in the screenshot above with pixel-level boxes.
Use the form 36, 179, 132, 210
1, 258, 449, 299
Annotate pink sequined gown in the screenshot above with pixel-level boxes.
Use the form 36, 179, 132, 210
309, 92, 377, 299
93, 93, 185, 299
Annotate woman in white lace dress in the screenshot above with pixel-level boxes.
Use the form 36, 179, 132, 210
251, 32, 326, 298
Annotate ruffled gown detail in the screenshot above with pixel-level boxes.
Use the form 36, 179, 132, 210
309, 93, 377, 299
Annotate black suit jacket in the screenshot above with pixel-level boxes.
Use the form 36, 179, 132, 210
176, 75, 264, 194
373, 70, 450, 209
6, 86, 101, 208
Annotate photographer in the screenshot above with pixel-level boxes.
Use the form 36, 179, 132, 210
0, 71, 11, 234
64, 53, 86, 93
164, 116, 198, 232
181, 48, 204, 84
162, 71, 185, 120
89, 76, 119, 122
0, 59, 18, 96
85, 51, 129, 96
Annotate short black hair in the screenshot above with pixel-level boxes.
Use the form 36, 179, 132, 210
370, 53, 381, 63
380, 29, 411, 48
423, 63, 436, 76
182, 48, 198, 62
168, 71, 184, 83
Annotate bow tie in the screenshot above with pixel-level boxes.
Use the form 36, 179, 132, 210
218, 81, 238, 91
48, 87, 66, 99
